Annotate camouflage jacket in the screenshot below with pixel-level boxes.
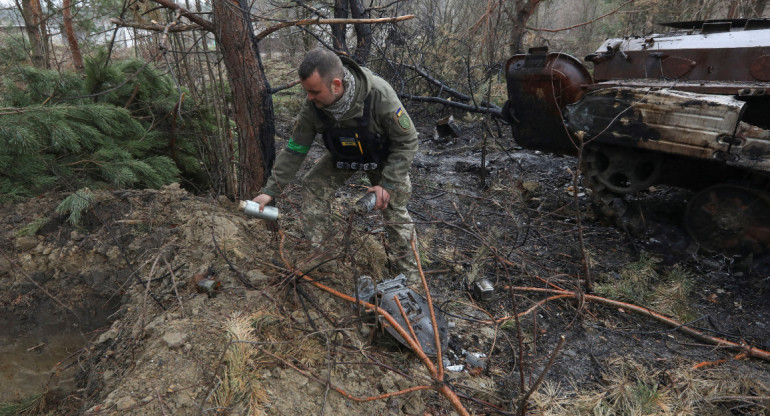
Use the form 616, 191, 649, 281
261, 57, 418, 197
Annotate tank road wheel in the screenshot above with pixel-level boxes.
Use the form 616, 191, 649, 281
685, 184, 770, 254
584, 145, 663, 195
583, 145, 664, 233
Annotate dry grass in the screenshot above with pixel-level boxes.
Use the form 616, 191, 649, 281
531, 357, 770, 415
0, 389, 64, 416
211, 312, 270, 415
594, 253, 659, 304
594, 254, 695, 323
211, 310, 327, 414
650, 266, 695, 323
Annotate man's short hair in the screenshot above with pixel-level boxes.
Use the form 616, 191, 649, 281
298, 48, 344, 85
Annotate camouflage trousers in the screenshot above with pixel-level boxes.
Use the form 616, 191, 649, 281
301, 152, 419, 282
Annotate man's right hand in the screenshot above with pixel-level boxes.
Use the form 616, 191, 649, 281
252, 194, 274, 211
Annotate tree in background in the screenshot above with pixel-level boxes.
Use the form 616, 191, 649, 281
210, 0, 275, 198
3, 0, 768, 202
61, 0, 84, 71
16, 0, 49, 68
331, 0, 372, 63
134, 0, 276, 199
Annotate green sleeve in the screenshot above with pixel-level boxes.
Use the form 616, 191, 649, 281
262, 102, 318, 196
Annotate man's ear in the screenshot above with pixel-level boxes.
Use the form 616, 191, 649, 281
330, 78, 343, 95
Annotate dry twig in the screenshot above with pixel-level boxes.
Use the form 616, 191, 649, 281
526, 0, 635, 33
275, 230, 471, 415
507, 286, 770, 362
515, 334, 566, 415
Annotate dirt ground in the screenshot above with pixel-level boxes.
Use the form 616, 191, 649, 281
2, 110, 769, 415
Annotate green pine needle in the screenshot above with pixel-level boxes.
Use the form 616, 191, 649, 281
55, 188, 94, 226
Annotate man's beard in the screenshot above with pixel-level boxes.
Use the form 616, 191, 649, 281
313, 91, 342, 109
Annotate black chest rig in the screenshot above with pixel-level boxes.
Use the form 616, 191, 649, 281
315, 94, 389, 170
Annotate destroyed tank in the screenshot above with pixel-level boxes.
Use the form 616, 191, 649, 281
503, 18, 770, 254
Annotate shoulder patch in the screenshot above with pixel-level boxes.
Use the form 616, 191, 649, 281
393, 107, 411, 131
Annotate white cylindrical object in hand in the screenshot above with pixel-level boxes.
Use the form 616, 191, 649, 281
239, 200, 279, 221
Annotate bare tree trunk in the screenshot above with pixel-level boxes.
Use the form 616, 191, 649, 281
331, 0, 372, 63
740, 0, 767, 16
508, 0, 543, 55
350, 0, 371, 63
757, 0, 769, 16
211, 0, 276, 198
332, 0, 351, 53
18, 0, 49, 68
62, 0, 84, 71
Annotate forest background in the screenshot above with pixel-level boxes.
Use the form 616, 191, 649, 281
2, 0, 767, 206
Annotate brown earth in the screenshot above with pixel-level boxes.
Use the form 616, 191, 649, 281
2, 113, 769, 415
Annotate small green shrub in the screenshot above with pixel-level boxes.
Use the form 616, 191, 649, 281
15, 217, 49, 237
55, 188, 93, 225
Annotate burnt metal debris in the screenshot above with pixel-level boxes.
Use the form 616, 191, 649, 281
435, 115, 461, 138
472, 278, 494, 301
503, 18, 770, 254
357, 275, 449, 356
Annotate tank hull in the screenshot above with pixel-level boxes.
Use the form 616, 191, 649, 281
503, 19, 770, 253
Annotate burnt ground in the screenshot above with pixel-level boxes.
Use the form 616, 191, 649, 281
1, 108, 769, 415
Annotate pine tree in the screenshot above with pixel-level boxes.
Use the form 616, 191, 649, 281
0, 54, 215, 202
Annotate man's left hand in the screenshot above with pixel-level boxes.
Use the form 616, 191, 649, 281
368, 185, 390, 210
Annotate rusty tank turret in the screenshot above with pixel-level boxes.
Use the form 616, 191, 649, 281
503, 18, 770, 255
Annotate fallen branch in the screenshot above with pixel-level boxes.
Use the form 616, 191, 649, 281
400, 63, 486, 104
143, 0, 214, 31
269, 79, 301, 94
397, 93, 503, 117
277, 230, 470, 415
110, 18, 201, 32
140, 250, 166, 330
692, 351, 747, 370
507, 286, 770, 362
526, 0, 634, 33
256, 15, 415, 41
412, 234, 445, 380
164, 258, 185, 317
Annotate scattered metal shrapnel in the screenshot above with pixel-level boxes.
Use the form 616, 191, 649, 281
472, 278, 494, 301
196, 278, 220, 298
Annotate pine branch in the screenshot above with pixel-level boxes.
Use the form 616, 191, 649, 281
55, 188, 93, 225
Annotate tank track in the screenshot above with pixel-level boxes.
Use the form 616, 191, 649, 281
583, 144, 770, 253
581, 145, 656, 236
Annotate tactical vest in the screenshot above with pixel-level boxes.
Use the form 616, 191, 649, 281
314, 94, 389, 170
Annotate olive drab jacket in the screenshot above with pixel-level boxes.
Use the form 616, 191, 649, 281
261, 57, 418, 197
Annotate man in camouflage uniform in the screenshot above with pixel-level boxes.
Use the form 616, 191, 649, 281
252, 48, 419, 282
